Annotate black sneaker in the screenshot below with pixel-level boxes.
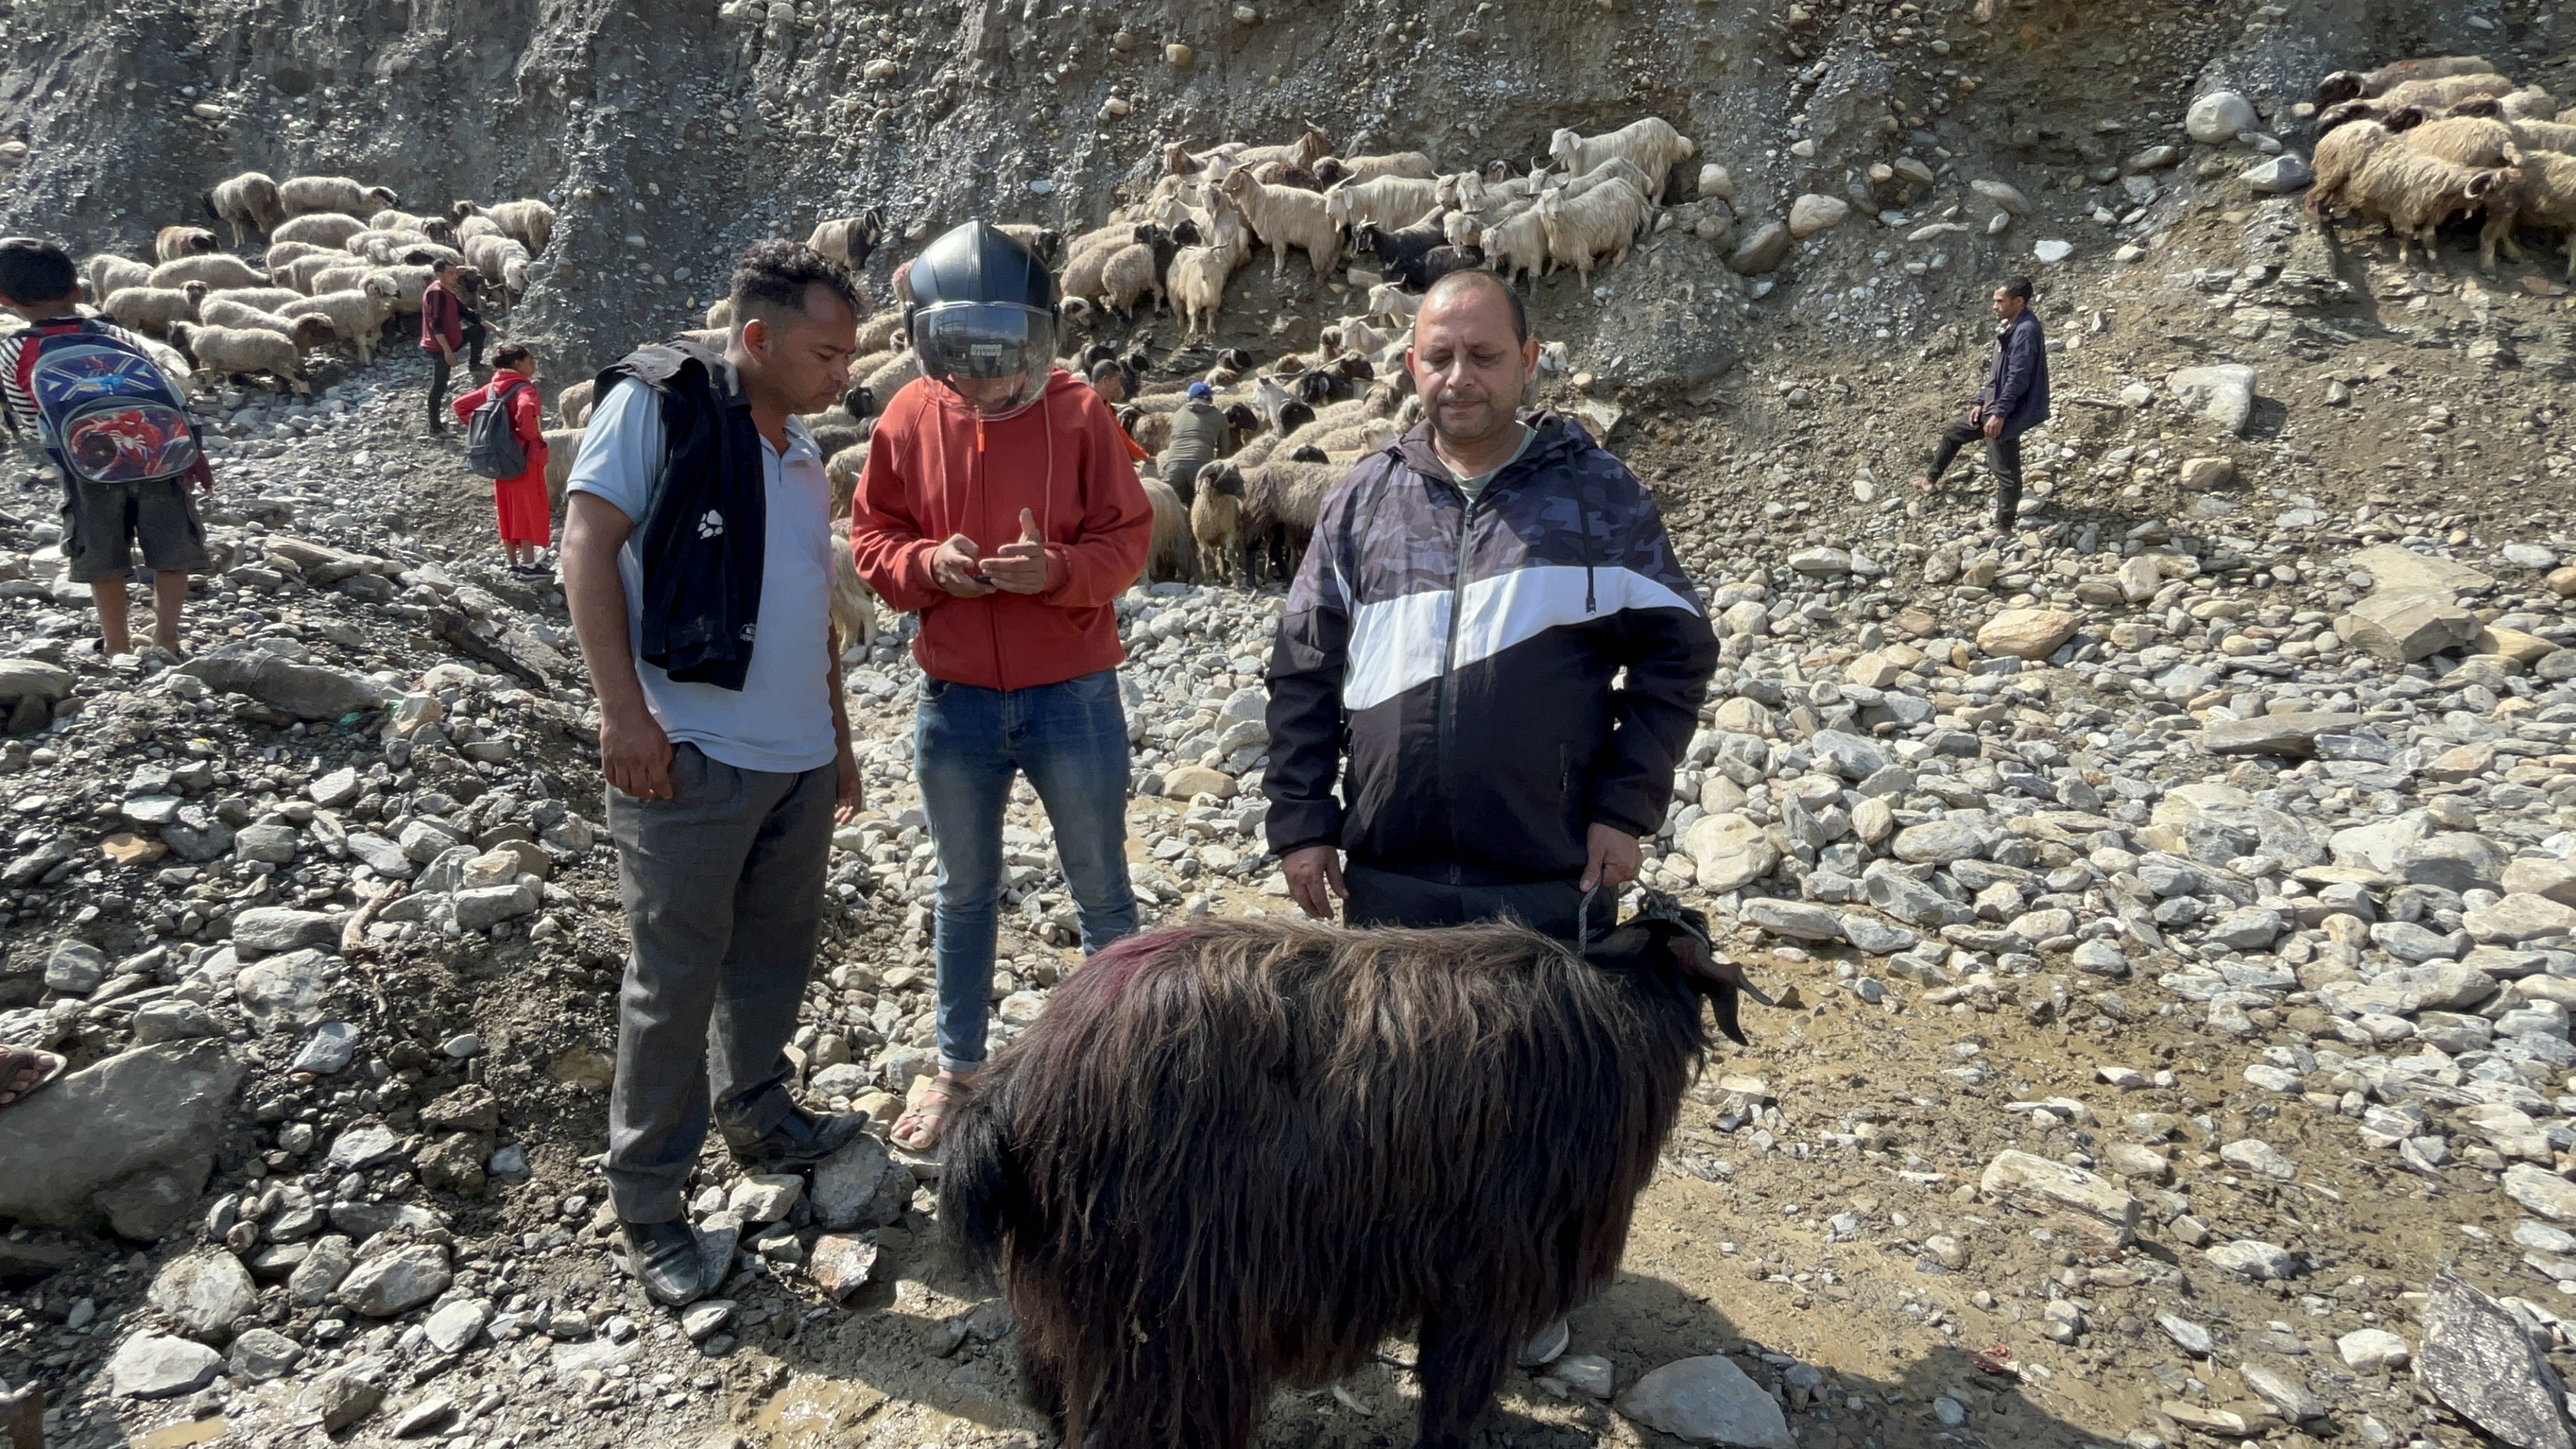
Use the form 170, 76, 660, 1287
619, 1218, 707, 1307
725, 1104, 866, 1170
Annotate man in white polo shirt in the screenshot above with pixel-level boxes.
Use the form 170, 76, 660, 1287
560, 240, 863, 1308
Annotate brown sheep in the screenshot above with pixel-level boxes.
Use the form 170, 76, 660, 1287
1189, 465, 1246, 584
154, 226, 221, 262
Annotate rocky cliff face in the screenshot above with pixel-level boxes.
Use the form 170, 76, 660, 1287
0, 0, 2490, 381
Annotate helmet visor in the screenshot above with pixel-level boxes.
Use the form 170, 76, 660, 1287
913, 302, 1057, 416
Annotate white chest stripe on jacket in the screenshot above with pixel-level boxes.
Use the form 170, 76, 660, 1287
1341, 564, 1701, 714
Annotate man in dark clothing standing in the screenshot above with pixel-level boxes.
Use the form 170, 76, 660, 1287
1265, 269, 1718, 940
1911, 275, 2049, 533
420, 259, 486, 435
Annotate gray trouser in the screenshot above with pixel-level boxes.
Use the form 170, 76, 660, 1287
604, 743, 834, 1223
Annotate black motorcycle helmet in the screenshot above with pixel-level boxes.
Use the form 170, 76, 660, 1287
904, 221, 1060, 418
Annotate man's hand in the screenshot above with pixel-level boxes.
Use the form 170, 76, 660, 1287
1981, 413, 2005, 440
834, 741, 864, 824
929, 533, 996, 597
978, 508, 1054, 595
1580, 823, 1641, 894
1282, 845, 1347, 921
601, 704, 675, 801
443, 345, 458, 365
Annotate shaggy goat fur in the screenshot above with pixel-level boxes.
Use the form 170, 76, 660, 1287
940, 907, 1751, 1449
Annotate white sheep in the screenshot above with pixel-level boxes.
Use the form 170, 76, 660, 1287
454, 211, 503, 245
263, 240, 334, 272
1321, 318, 1396, 356
2379, 73, 2515, 110
2331, 146, 2520, 266
305, 263, 376, 297
195, 301, 340, 355
365, 209, 454, 242
555, 381, 598, 427
269, 212, 368, 248
1169, 195, 1254, 336
84, 254, 151, 305
544, 428, 585, 512
280, 176, 399, 218
862, 351, 921, 398
1168, 244, 1232, 336
169, 321, 310, 394
375, 264, 437, 313
485, 199, 558, 255
280, 254, 357, 292
206, 171, 286, 244
705, 298, 736, 330
2494, 150, 2576, 274
1366, 280, 1423, 324
2310, 118, 2405, 217
2400, 115, 2519, 168
1546, 117, 1696, 200
1481, 208, 1551, 287
1534, 179, 1654, 285
2512, 118, 2576, 154
345, 228, 438, 263
102, 282, 209, 334
465, 234, 533, 301
1557, 155, 1660, 202
855, 308, 905, 353
1218, 168, 1341, 285
1322, 175, 1442, 234
2502, 86, 2560, 123
149, 254, 266, 291
280, 277, 401, 363
1316, 151, 1438, 187
204, 286, 307, 313
154, 226, 220, 262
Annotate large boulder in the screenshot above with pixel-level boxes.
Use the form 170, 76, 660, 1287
1617, 1355, 1796, 1448
2168, 364, 2255, 435
175, 644, 387, 721
1976, 608, 2077, 661
2335, 590, 2479, 663
1682, 814, 1778, 893
0, 1041, 244, 1232
2187, 90, 2258, 144
1726, 222, 1791, 275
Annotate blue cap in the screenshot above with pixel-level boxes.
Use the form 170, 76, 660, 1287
1188, 381, 1213, 400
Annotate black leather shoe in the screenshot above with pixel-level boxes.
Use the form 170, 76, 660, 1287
727, 1105, 866, 1170
620, 1219, 707, 1308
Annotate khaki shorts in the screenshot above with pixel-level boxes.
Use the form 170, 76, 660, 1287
62, 476, 211, 584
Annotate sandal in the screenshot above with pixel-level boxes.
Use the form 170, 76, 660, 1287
1909, 473, 1936, 495
0, 1047, 65, 1109
890, 1076, 974, 1153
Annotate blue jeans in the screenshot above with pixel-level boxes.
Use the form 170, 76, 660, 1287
916, 667, 1139, 1071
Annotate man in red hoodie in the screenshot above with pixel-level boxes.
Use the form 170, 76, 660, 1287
849, 223, 1153, 1151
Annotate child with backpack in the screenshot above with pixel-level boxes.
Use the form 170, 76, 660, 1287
0, 236, 211, 658
451, 342, 551, 573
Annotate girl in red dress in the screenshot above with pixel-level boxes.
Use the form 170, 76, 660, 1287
451, 343, 553, 573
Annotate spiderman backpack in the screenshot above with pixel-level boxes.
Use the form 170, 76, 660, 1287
9, 316, 201, 486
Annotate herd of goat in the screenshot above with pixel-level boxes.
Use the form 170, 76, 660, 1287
2307, 54, 2576, 272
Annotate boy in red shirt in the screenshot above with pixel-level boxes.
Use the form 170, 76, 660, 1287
848, 223, 1152, 1150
